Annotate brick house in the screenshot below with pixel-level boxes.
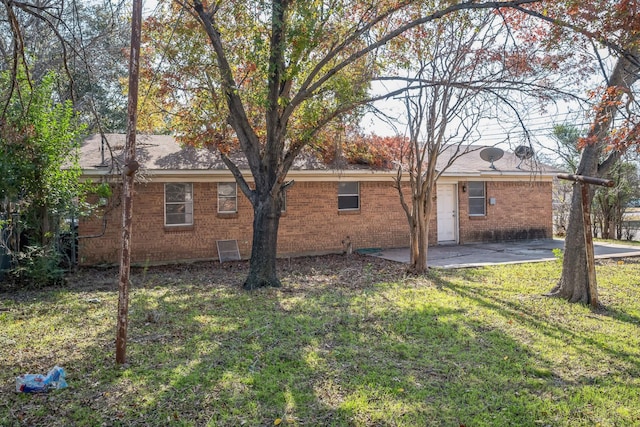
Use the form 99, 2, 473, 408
77, 134, 557, 265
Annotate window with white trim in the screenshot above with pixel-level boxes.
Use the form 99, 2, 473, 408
165, 183, 193, 225
218, 182, 237, 213
338, 182, 360, 211
468, 181, 486, 216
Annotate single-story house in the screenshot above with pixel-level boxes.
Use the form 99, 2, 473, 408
77, 134, 558, 265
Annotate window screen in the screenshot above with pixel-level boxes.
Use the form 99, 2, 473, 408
165, 183, 194, 225
338, 182, 360, 210
218, 183, 237, 213
468, 181, 486, 216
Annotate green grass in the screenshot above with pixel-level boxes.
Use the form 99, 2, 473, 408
1, 256, 640, 426
595, 238, 640, 247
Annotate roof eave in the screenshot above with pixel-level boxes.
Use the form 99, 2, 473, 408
80, 167, 556, 183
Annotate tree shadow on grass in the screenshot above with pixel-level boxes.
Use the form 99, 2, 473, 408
83, 270, 572, 425
3, 260, 639, 426
428, 268, 640, 382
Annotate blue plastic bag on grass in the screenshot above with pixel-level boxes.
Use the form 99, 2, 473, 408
16, 366, 68, 393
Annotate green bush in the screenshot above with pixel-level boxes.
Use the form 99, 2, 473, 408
10, 245, 65, 287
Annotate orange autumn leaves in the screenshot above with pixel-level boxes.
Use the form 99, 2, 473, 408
318, 132, 408, 169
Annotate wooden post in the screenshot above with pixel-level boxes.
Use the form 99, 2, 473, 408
116, 0, 142, 365
557, 173, 614, 309
580, 182, 598, 308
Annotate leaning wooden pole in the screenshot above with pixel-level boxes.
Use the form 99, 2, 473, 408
580, 182, 598, 308
116, 0, 142, 365
557, 173, 614, 309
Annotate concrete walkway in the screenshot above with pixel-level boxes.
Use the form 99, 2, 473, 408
370, 239, 640, 268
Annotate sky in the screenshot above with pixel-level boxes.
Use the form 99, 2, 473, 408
360, 82, 588, 161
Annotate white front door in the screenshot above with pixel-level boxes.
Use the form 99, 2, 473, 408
437, 184, 458, 243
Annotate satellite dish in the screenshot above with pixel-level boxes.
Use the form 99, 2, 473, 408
479, 147, 504, 170
514, 145, 534, 169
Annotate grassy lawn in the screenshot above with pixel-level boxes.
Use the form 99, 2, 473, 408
596, 238, 640, 246
2, 255, 639, 426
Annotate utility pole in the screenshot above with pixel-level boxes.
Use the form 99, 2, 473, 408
116, 0, 142, 365
557, 173, 614, 309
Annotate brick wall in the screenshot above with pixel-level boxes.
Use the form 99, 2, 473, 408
278, 181, 410, 255
458, 180, 552, 243
79, 180, 411, 265
78, 178, 553, 265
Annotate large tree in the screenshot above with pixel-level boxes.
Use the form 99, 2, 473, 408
529, 3, 640, 304
549, 52, 639, 304
142, 0, 543, 289
502, 0, 640, 304
0, 0, 131, 133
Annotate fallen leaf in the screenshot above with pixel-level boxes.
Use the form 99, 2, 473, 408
274, 418, 282, 426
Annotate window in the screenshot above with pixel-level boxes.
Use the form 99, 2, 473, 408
338, 182, 359, 211
165, 183, 193, 225
218, 182, 237, 213
468, 181, 486, 216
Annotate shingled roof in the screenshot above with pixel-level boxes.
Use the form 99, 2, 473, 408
79, 133, 560, 177
80, 133, 327, 172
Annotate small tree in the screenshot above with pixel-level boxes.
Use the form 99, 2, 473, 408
593, 161, 640, 239
545, 124, 582, 235
388, 11, 559, 272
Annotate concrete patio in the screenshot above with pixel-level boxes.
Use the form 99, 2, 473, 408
370, 238, 640, 268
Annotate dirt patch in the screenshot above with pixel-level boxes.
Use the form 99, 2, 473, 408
59, 253, 408, 292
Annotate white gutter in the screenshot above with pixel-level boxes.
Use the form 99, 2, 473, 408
81, 167, 557, 183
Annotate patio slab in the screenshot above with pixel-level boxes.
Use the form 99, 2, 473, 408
370, 239, 640, 268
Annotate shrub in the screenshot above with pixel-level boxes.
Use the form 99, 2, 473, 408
10, 245, 66, 287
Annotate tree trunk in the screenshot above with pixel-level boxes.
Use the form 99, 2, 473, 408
613, 201, 622, 240
549, 50, 639, 305
409, 221, 419, 266
34, 202, 51, 246
421, 194, 434, 272
548, 141, 601, 304
413, 198, 427, 272
549, 181, 592, 304
409, 192, 427, 272
408, 188, 434, 274
609, 216, 615, 240
548, 134, 604, 304
243, 191, 282, 290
